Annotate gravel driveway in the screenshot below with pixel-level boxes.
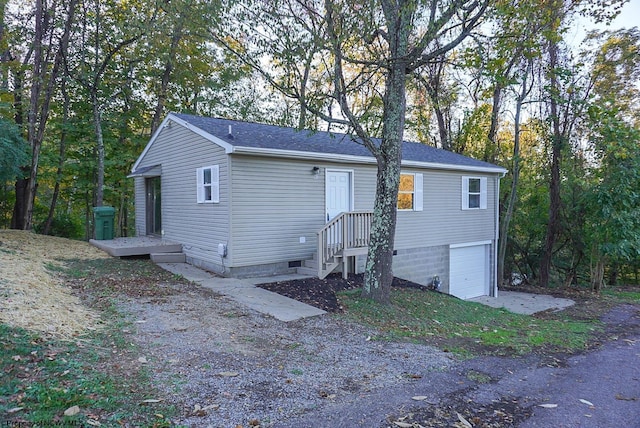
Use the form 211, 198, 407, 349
122, 284, 640, 427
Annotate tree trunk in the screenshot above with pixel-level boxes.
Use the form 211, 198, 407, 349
43, 82, 70, 235
20, 0, 46, 231
150, 27, 182, 134
10, 69, 26, 229
422, 61, 451, 151
362, 63, 407, 304
12, 0, 77, 230
591, 256, 605, 293
11, 176, 28, 229
92, 92, 105, 207
498, 58, 533, 286
539, 36, 563, 288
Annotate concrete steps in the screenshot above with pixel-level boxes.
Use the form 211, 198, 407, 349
296, 253, 319, 276
151, 252, 186, 263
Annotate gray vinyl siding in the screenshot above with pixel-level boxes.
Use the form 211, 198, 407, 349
134, 125, 230, 270
229, 156, 326, 267
394, 169, 497, 249
134, 177, 146, 236
229, 158, 498, 268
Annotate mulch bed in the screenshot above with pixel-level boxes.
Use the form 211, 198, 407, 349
256, 273, 429, 312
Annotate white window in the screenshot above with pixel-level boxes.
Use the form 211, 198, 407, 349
397, 173, 423, 211
462, 176, 487, 210
196, 165, 219, 203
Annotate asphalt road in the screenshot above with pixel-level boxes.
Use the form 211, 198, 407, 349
275, 304, 640, 427
519, 304, 640, 428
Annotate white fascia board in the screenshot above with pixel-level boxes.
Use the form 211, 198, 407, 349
401, 160, 508, 175
230, 146, 508, 175
230, 146, 376, 164
450, 240, 492, 249
130, 113, 236, 175
167, 113, 235, 153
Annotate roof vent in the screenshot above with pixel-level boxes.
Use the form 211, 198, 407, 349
228, 125, 233, 139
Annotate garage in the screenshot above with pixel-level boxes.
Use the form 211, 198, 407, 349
449, 242, 490, 299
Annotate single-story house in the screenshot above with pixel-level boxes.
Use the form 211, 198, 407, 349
129, 113, 507, 299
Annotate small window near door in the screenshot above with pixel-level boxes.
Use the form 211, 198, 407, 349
397, 173, 423, 211
462, 176, 487, 210
196, 165, 219, 203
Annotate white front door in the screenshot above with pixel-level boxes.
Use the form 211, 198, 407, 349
326, 170, 352, 221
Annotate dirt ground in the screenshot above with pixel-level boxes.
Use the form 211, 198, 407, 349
72, 260, 639, 427
2, 232, 639, 427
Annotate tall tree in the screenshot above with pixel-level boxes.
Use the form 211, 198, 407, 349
10, 0, 77, 230
64, 0, 152, 207
216, 0, 489, 303
537, 0, 626, 287
580, 28, 640, 291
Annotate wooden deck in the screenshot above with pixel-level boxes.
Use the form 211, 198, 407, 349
89, 236, 182, 257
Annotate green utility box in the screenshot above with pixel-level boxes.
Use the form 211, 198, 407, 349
93, 206, 115, 240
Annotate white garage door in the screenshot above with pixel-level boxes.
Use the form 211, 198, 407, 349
449, 244, 489, 299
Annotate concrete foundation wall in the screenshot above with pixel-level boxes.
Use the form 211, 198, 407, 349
187, 256, 298, 279
392, 244, 450, 290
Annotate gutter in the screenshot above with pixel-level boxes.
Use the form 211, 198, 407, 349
229, 146, 508, 175
494, 170, 507, 297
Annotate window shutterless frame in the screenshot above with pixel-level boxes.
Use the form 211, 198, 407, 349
196, 165, 220, 203
397, 173, 423, 211
462, 176, 487, 210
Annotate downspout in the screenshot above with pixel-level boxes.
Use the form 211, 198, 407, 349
494, 171, 506, 297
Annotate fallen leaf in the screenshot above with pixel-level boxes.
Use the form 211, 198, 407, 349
140, 399, 163, 405
412, 396, 429, 401
216, 371, 239, 377
64, 405, 80, 416
456, 412, 472, 428
393, 422, 413, 428
138, 356, 148, 364
538, 403, 558, 408
12, 355, 21, 361
615, 394, 638, 401
7, 407, 24, 414
248, 419, 260, 426
579, 399, 594, 407
86, 419, 101, 426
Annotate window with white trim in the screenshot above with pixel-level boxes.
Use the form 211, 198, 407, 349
196, 165, 219, 203
462, 176, 487, 210
397, 173, 423, 211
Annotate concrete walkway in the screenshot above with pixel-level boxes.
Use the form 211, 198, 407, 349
158, 262, 575, 320
470, 291, 575, 315
157, 263, 325, 322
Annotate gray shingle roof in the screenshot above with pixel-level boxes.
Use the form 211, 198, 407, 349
173, 113, 505, 172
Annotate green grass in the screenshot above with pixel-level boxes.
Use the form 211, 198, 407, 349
0, 323, 177, 427
603, 288, 640, 302
338, 288, 601, 356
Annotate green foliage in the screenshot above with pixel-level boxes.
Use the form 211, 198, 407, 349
34, 213, 85, 239
0, 117, 30, 182
583, 104, 640, 261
